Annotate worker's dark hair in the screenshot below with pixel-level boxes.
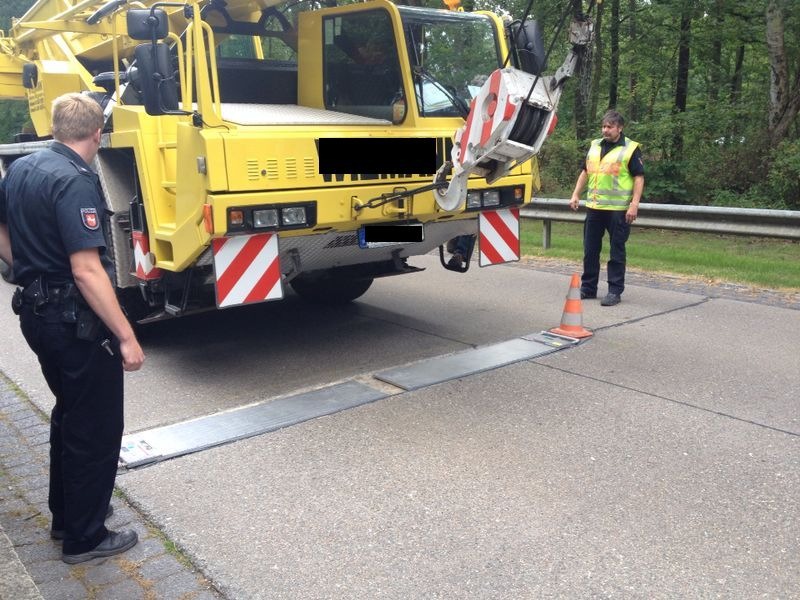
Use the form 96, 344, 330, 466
601, 109, 625, 127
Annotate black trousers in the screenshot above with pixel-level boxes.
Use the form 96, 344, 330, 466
19, 303, 123, 554
581, 208, 631, 296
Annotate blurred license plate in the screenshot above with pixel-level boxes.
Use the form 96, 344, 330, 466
358, 224, 424, 249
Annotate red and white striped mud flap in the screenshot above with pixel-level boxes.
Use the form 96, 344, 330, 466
211, 233, 283, 308
132, 231, 163, 280
478, 208, 520, 267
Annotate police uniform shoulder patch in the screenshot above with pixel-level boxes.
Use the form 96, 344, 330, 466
81, 207, 100, 230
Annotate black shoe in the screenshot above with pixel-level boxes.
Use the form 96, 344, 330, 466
447, 253, 464, 269
600, 293, 621, 306
51, 505, 114, 540
62, 529, 138, 564
580, 290, 596, 300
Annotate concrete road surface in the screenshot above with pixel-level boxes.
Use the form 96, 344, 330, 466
1, 255, 798, 598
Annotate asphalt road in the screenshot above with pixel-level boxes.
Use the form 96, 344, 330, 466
1, 255, 798, 598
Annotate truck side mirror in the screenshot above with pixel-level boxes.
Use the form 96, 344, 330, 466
22, 63, 38, 89
127, 8, 169, 41
133, 43, 179, 115
509, 20, 546, 76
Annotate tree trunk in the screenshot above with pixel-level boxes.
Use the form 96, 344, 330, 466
673, 6, 692, 155
730, 44, 745, 105
608, 0, 620, 109
590, 1, 604, 122
766, 0, 800, 145
627, 0, 639, 121
573, 0, 594, 142
709, 0, 724, 103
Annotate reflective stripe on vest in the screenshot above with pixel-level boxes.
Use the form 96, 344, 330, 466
585, 137, 639, 210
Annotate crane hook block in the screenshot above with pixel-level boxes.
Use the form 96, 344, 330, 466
434, 68, 557, 211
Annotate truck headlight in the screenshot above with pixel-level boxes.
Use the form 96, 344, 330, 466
254, 208, 279, 228
281, 206, 307, 226
482, 190, 500, 207
466, 191, 482, 209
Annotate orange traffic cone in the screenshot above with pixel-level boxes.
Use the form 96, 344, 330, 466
549, 273, 593, 339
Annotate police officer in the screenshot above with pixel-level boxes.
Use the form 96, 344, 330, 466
569, 109, 645, 306
0, 92, 145, 564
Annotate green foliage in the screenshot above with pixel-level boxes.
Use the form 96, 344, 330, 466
536, 129, 582, 196
642, 160, 689, 204
507, 0, 800, 210
761, 138, 800, 210
709, 189, 759, 208
0, 0, 35, 141
0, 101, 30, 144
0, 0, 34, 31
708, 138, 799, 210
472, 0, 799, 210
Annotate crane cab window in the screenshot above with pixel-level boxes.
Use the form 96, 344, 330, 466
323, 10, 402, 120
214, 30, 299, 103
399, 7, 501, 118
217, 35, 260, 59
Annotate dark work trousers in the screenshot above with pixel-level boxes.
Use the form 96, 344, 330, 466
581, 208, 631, 296
452, 235, 476, 257
18, 302, 123, 555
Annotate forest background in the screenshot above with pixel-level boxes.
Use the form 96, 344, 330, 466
1, 0, 798, 209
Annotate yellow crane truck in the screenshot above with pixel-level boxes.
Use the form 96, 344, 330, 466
0, 0, 591, 321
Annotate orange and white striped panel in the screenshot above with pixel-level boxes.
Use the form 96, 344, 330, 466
132, 231, 163, 280
478, 208, 520, 267
454, 69, 519, 167
212, 233, 283, 308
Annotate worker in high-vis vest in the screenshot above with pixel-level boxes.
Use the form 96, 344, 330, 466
569, 110, 645, 306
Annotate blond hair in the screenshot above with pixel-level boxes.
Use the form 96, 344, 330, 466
51, 93, 104, 143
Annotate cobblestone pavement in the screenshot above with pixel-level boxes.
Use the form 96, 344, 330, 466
0, 383, 226, 600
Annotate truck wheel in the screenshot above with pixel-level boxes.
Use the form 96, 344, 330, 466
290, 275, 374, 304
0, 260, 15, 284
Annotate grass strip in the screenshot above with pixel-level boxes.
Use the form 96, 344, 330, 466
520, 220, 800, 291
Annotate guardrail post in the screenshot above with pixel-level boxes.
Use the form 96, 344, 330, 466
542, 219, 552, 249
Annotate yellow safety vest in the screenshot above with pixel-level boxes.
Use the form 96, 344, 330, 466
585, 137, 640, 210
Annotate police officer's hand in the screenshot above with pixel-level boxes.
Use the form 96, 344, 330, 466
569, 195, 580, 211
120, 336, 145, 372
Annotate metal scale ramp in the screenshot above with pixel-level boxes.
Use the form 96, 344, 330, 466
373, 331, 575, 391
120, 381, 387, 468
119, 332, 578, 468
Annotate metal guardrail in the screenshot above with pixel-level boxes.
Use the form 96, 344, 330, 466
521, 198, 800, 248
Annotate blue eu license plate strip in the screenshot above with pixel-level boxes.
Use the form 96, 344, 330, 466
358, 224, 424, 249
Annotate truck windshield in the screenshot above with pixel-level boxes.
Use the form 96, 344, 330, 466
399, 7, 501, 118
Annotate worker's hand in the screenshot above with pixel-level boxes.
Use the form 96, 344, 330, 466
569, 195, 580, 211
120, 337, 145, 372
626, 203, 639, 224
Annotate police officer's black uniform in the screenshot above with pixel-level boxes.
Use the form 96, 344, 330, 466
0, 142, 123, 556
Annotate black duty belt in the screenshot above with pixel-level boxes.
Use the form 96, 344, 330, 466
45, 286, 74, 304
20, 281, 78, 305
